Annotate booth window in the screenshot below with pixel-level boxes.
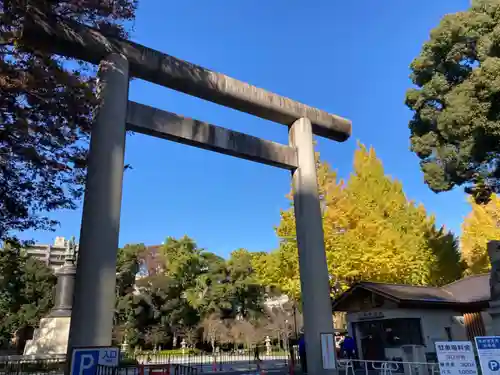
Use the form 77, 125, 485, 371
382, 318, 423, 347
356, 318, 424, 349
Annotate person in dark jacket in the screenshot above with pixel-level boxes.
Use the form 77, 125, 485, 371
254, 344, 260, 361
341, 335, 356, 360
298, 334, 307, 373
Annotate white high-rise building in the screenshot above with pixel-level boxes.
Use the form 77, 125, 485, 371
24, 236, 69, 271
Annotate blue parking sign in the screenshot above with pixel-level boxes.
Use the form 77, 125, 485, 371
488, 360, 500, 371
476, 337, 500, 375
70, 347, 120, 375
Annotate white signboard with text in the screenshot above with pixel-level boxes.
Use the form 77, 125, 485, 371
320, 333, 336, 370
475, 337, 500, 375
435, 341, 478, 375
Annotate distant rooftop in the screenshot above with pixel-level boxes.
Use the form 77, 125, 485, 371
442, 274, 490, 303
332, 274, 490, 312
26, 236, 69, 248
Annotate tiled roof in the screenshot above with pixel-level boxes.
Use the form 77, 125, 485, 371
332, 274, 491, 311
361, 282, 454, 302
442, 274, 490, 303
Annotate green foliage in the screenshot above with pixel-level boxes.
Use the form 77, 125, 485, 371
0, 244, 56, 348
225, 249, 265, 319
405, 0, 500, 201
113, 237, 268, 351
114, 243, 145, 346
0, 1, 137, 242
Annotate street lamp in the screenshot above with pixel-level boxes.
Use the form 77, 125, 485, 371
284, 319, 289, 351
292, 303, 298, 339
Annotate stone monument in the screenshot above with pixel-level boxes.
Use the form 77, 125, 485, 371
265, 336, 271, 355
23, 237, 77, 355
488, 240, 500, 335
121, 336, 129, 353
181, 338, 187, 355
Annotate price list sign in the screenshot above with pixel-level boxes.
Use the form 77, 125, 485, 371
435, 341, 478, 375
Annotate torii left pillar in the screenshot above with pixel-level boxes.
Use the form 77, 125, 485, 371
66, 53, 129, 360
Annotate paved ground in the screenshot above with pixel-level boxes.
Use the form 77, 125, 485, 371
203, 369, 293, 375
191, 361, 289, 373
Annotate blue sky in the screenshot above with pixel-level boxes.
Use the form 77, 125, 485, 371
20, 0, 473, 258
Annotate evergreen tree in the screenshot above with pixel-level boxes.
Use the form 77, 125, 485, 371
115, 237, 269, 350
461, 194, 500, 274
0, 245, 56, 349
405, 0, 500, 202
225, 249, 265, 319
113, 244, 143, 346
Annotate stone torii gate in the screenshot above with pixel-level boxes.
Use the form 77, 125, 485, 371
22, 6, 351, 375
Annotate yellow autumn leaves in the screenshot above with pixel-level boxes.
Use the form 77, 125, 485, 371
461, 194, 500, 275
252, 143, 464, 302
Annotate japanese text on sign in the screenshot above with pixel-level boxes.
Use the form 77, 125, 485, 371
435, 341, 478, 375
475, 336, 500, 375
70, 347, 120, 375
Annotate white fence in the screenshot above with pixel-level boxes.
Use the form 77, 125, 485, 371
0, 354, 65, 362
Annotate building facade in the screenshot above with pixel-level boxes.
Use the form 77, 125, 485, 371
24, 236, 70, 271
332, 275, 490, 362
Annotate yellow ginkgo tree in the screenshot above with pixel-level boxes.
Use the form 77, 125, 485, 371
253, 143, 463, 303
461, 194, 500, 275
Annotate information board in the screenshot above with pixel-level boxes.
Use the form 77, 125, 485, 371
70, 347, 120, 375
435, 341, 478, 375
320, 333, 336, 370
475, 337, 500, 375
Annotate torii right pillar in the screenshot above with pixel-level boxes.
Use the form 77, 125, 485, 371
290, 118, 337, 375
488, 240, 500, 335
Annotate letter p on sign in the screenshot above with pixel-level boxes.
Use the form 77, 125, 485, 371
79, 354, 94, 375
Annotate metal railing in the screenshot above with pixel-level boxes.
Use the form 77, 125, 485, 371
96, 363, 198, 375
0, 355, 65, 375
131, 349, 298, 373
0, 349, 296, 375
0, 353, 445, 375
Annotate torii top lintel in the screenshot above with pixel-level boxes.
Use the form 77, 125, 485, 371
21, 7, 352, 142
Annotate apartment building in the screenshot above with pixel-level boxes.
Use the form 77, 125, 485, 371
24, 236, 69, 271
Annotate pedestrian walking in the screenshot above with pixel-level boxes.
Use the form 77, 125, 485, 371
254, 344, 261, 361
298, 333, 307, 374
341, 335, 356, 360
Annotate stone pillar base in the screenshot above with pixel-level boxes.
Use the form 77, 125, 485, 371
23, 316, 71, 355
